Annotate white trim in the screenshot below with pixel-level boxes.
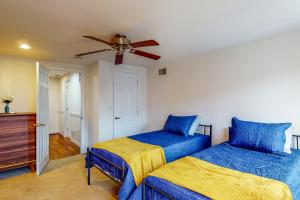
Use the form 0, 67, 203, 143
70, 137, 80, 147
49, 130, 60, 134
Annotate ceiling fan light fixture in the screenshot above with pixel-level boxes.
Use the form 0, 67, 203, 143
76, 34, 160, 65
19, 43, 31, 50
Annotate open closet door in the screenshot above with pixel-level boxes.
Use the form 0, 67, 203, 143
36, 62, 50, 175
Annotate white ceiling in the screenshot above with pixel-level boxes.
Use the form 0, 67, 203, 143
48, 70, 68, 78
1, 0, 300, 66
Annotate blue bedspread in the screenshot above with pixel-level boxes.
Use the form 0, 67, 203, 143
87, 130, 210, 200
129, 131, 210, 162
138, 142, 300, 200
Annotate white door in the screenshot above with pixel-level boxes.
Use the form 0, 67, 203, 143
113, 71, 139, 138
36, 62, 49, 175
64, 80, 70, 137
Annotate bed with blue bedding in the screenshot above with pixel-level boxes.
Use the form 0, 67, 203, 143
135, 117, 300, 200
139, 141, 300, 200
86, 124, 212, 200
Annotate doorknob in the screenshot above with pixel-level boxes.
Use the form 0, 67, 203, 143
114, 117, 120, 120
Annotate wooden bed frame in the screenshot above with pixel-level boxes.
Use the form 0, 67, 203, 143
86, 124, 213, 186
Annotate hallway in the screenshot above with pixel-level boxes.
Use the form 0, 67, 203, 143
49, 134, 80, 160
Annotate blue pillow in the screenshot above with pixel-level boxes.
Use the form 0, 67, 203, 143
163, 115, 197, 137
229, 117, 291, 154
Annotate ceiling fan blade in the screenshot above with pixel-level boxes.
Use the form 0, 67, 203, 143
115, 53, 124, 65
130, 40, 159, 48
83, 35, 113, 46
75, 49, 111, 57
130, 49, 161, 60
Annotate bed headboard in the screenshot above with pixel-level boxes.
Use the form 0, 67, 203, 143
195, 124, 213, 146
292, 135, 300, 150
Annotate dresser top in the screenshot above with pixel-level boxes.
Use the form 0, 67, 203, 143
0, 112, 36, 117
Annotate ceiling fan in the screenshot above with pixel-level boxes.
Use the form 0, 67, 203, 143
75, 34, 161, 65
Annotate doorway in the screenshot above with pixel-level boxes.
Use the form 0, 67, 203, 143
48, 70, 82, 160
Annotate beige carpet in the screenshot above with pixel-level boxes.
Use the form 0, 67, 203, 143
0, 154, 119, 200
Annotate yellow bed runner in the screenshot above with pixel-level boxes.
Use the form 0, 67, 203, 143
150, 156, 292, 200
93, 137, 166, 185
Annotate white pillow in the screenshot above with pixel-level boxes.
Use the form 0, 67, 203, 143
284, 127, 292, 154
189, 116, 200, 136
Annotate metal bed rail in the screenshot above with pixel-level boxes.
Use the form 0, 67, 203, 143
86, 124, 213, 186
195, 124, 213, 146
143, 180, 176, 200
292, 135, 300, 150
86, 147, 125, 185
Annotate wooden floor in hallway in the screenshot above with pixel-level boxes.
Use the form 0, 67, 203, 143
50, 133, 80, 160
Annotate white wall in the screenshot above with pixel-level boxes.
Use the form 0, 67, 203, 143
147, 30, 300, 145
86, 61, 148, 145
68, 73, 81, 143
58, 76, 67, 134
69, 73, 81, 115
0, 55, 36, 112
86, 63, 100, 146
98, 61, 147, 142
48, 77, 60, 133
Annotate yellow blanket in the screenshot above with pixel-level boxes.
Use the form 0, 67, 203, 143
93, 138, 166, 185
150, 156, 292, 200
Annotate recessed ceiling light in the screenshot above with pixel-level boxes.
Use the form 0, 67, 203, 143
19, 43, 31, 50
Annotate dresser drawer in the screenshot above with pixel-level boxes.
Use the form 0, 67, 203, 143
0, 127, 36, 141
0, 113, 36, 171
0, 115, 36, 130
0, 135, 36, 153
0, 147, 36, 168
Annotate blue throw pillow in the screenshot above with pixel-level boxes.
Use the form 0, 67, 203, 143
229, 117, 291, 154
163, 115, 197, 137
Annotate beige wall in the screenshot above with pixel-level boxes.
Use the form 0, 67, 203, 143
0, 55, 36, 113
147, 30, 300, 145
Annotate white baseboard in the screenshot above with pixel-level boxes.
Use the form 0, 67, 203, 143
70, 137, 80, 147
49, 130, 60, 134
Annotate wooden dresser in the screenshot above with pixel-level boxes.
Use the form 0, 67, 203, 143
0, 113, 36, 172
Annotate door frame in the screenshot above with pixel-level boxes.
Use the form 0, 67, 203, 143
41, 65, 88, 153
